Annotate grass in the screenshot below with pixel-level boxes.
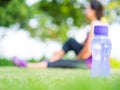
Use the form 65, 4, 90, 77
0, 67, 120, 90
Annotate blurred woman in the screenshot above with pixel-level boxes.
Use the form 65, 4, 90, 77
13, 0, 104, 69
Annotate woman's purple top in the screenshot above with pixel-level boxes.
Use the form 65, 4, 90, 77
85, 55, 92, 68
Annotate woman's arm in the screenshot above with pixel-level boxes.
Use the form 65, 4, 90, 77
76, 28, 94, 60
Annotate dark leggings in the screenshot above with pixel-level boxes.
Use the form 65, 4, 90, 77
63, 38, 83, 55
48, 38, 88, 68
48, 60, 88, 69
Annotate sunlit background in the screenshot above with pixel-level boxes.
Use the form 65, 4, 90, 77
0, 0, 120, 61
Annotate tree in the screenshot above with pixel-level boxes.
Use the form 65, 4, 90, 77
0, 0, 32, 28
29, 0, 86, 42
0, 0, 120, 42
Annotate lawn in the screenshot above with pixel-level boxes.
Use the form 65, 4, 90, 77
0, 67, 120, 90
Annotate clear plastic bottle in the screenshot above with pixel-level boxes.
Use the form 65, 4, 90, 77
91, 25, 112, 77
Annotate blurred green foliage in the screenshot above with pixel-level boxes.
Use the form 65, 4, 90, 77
0, 0, 120, 42
110, 58, 120, 68
0, 58, 14, 66
35, 0, 85, 26
105, 0, 120, 22
0, 0, 32, 28
0, 0, 85, 27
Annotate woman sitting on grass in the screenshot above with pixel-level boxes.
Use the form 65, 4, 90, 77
13, 1, 104, 69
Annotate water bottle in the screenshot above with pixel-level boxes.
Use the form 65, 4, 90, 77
91, 25, 112, 78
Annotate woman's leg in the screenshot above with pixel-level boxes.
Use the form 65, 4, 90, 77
48, 59, 88, 69
13, 38, 84, 68
50, 50, 65, 62
62, 38, 83, 55
27, 59, 88, 69
27, 62, 47, 68
50, 38, 83, 62
13, 57, 48, 68
13, 56, 87, 69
